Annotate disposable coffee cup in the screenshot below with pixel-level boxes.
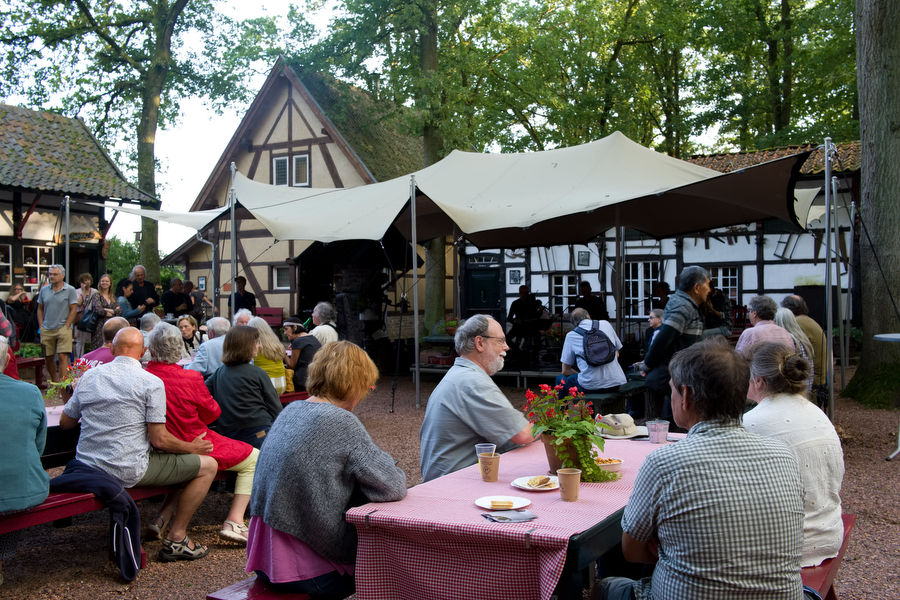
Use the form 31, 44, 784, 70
479, 452, 500, 482
647, 419, 670, 444
557, 468, 582, 502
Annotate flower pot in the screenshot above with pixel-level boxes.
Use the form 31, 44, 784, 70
541, 433, 584, 474
445, 326, 457, 336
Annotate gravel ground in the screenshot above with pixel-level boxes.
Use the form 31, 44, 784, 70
2, 367, 897, 599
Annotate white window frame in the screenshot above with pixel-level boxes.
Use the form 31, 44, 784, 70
709, 266, 740, 302
624, 261, 661, 317
293, 154, 310, 187
273, 266, 291, 290
550, 273, 578, 315
272, 156, 289, 186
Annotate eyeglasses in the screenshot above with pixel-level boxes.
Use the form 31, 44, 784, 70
480, 335, 507, 344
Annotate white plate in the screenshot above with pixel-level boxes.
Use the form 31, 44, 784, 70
600, 425, 648, 439
475, 495, 531, 510
511, 476, 559, 491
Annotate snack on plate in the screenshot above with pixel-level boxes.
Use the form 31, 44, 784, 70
595, 458, 622, 465
527, 476, 551, 488
490, 500, 514, 509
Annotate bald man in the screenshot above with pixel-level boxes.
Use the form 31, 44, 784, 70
80, 316, 130, 367
60, 327, 218, 561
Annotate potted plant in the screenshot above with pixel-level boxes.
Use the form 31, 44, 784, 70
44, 359, 92, 406
432, 318, 460, 336
524, 382, 620, 482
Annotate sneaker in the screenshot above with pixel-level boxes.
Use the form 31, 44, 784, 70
218, 519, 249, 544
159, 536, 209, 562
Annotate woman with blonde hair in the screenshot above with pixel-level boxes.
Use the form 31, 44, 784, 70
248, 316, 287, 394
774, 306, 815, 392
74, 272, 96, 357
177, 315, 205, 359
247, 341, 406, 596
89, 274, 122, 351
744, 341, 844, 567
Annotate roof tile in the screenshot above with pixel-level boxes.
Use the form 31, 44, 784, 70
687, 142, 860, 175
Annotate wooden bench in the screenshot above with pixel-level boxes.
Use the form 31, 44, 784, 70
582, 379, 648, 415
800, 513, 856, 600
207, 575, 311, 600
256, 307, 283, 329
17, 355, 47, 389
279, 391, 309, 405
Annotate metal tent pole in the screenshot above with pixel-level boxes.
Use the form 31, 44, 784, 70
410, 175, 420, 408
832, 175, 846, 389
229, 163, 237, 317
65, 195, 71, 278
823, 138, 835, 421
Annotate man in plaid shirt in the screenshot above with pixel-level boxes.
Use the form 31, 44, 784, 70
596, 339, 815, 600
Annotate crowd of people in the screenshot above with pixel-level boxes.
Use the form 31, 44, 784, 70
1, 261, 844, 599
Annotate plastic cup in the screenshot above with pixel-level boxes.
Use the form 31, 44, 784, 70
647, 419, 670, 444
479, 452, 500, 482
475, 443, 496, 472
557, 468, 582, 502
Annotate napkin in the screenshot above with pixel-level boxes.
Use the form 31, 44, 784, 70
481, 509, 537, 523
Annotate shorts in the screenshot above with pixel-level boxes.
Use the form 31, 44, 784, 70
41, 326, 73, 356
137, 452, 202, 486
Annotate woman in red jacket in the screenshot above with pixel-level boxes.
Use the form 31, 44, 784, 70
146, 322, 258, 545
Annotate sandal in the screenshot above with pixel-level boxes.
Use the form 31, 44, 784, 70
145, 515, 170, 541
218, 519, 249, 544
159, 536, 209, 562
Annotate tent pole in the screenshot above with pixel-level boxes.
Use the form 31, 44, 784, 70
823, 138, 835, 421
64, 195, 70, 279
832, 175, 846, 389
230, 163, 237, 318
410, 175, 420, 409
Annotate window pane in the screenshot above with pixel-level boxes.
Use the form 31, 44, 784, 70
273, 157, 288, 186
275, 266, 290, 289
293, 155, 309, 186
625, 261, 660, 317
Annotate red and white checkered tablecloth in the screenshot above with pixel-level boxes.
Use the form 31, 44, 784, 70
347, 437, 678, 600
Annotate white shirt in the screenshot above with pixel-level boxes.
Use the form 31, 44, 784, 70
744, 393, 844, 566
311, 322, 339, 345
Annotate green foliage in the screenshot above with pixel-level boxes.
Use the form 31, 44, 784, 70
431, 318, 460, 336
841, 362, 900, 410
14, 343, 42, 358
105, 235, 183, 290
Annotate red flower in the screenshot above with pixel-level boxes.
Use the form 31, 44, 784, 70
525, 389, 536, 400
569, 386, 579, 397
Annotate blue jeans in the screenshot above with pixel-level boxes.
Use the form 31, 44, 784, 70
594, 577, 824, 600
222, 425, 270, 450
255, 569, 355, 599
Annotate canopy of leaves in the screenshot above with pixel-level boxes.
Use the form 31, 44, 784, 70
105, 235, 181, 289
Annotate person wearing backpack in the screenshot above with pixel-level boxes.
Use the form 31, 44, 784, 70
555, 308, 626, 398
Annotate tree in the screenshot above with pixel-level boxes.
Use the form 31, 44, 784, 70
0, 0, 276, 285
105, 235, 182, 290
842, 0, 900, 408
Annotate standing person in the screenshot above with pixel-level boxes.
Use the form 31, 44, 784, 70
309, 301, 339, 345
635, 265, 711, 421
128, 265, 159, 316
701, 285, 733, 339
36, 264, 77, 383
227, 276, 256, 316
743, 341, 844, 568
574, 281, 610, 321
205, 326, 282, 449
283, 318, 321, 393
419, 315, 535, 482
734, 295, 795, 355
160, 278, 192, 317
0, 335, 50, 586
183, 280, 216, 319
781, 295, 830, 409
246, 341, 407, 596
248, 316, 287, 394
89, 274, 122, 352
556, 308, 626, 396
116, 279, 145, 323
595, 339, 809, 600
74, 273, 96, 358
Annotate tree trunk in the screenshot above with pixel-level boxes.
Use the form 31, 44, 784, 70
848, 0, 900, 407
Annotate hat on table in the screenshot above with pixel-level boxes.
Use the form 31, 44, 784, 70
601, 413, 637, 437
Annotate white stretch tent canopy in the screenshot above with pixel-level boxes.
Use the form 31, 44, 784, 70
85, 202, 228, 231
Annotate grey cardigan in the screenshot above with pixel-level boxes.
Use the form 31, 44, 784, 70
250, 401, 407, 564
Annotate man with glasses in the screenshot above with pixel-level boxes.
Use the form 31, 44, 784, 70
419, 314, 536, 482
36, 264, 77, 382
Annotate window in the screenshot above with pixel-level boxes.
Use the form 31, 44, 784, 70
624, 261, 660, 317
197, 276, 206, 291
273, 266, 291, 290
550, 274, 578, 314
293, 155, 310, 186
273, 156, 288, 186
709, 266, 739, 301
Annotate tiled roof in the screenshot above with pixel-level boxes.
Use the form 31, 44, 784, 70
297, 70, 425, 182
0, 104, 155, 202
687, 142, 860, 175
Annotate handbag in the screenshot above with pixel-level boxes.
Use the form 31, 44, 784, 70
77, 308, 101, 333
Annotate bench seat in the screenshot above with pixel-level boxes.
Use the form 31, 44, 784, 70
800, 513, 856, 600
207, 575, 311, 600
256, 307, 283, 329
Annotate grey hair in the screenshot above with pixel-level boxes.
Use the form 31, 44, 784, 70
312, 301, 336, 323
140, 312, 161, 332
774, 307, 813, 358
455, 314, 494, 355
649, 308, 664, 319
570, 307, 590, 326
745, 341, 811, 397
0, 336, 8, 371
49, 263, 66, 277
232, 308, 253, 326
677, 266, 710, 292
748, 295, 778, 321
669, 338, 749, 421
129, 265, 146, 279
148, 322, 184, 365
206, 316, 230, 338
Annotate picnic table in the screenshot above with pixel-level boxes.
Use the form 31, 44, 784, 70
346, 436, 676, 600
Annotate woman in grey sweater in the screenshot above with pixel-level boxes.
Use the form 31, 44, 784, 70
247, 341, 407, 598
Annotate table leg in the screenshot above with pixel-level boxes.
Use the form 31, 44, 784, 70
887, 417, 900, 461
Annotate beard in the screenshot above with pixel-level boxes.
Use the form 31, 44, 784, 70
486, 352, 505, 376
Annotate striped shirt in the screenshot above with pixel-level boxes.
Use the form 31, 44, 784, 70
623, 419, 805, 600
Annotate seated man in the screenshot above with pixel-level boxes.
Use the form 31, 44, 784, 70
596, 339, 809, 600
59, 327, 218, 562
139, 312, 161, 361
735, 295, 795, 355
80, 316, 129, 367
419, 314, 536, 482
556, 308, 626, 396
186, 316, 230, 378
